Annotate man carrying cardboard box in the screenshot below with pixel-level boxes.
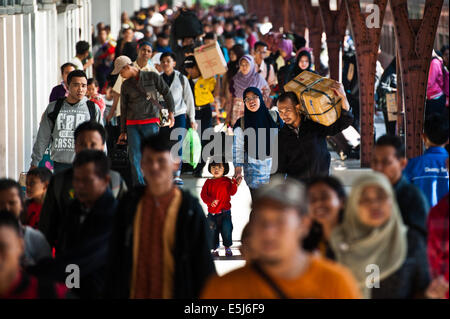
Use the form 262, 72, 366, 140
276, 82, 353, 182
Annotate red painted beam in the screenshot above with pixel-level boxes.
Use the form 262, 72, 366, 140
345, 0, 388, 167
319, 0, 348, 81
390, 0, 444, 158
303, 0, 324, 74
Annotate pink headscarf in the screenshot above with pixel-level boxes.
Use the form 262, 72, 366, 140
231, 55, 268, 98
278, 39, 294, 62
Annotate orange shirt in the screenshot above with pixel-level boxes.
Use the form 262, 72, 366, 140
201, 256, 362, 299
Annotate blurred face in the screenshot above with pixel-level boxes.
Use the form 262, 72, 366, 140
105, 86, 114, 100
357, 185, 392, 228
86, 83, 98, 99
225, 38, 235, 50
443, 49, 449, 67
140, 148, 176, 188
244, 91, 260, 112
138, 44, 152, 61
67, 76, 87, 102
62, 65, 76, 86
185, 66, 200, 79
279, 49, 288, 59
123, 29, 134, 42
308, 183, 343, 227
98, 30, 107, 43
277, 99, 300, 127
239, 58, 251, 75
229, 50, 237, 62
0, 188, 23, 219
371, 146, 407, 185
75, 130, 104, 154
211, 164, 225, 178
251, 201, 305, 265
225, 23, 233, 32
298, 55, 310, 70
182, 38, 194, 46
0, 227, 24, 295
25, 176, 48, 200
161, 56, 176, 74
158, 37, 169, 47
73, 163, 109, 207
254, 45, 268, 62
120, 64, 134, 79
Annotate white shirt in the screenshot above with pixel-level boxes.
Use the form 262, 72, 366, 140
70, 56, 84, 70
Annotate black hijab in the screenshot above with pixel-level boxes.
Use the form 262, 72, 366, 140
234, 87, 279, 160
290, 50, 313, 80
226, 44, 245, 81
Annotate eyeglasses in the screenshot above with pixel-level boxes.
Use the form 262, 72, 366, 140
244, 96, 259, 103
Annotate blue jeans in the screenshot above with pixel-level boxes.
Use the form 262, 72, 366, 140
127, 123, 159, 186
207, 210, 233, 249
172, 114, 187, 176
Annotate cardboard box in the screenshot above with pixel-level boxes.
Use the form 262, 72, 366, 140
385, 92, 397, 122
284, 71, 342, 126
194, 41, 227, 79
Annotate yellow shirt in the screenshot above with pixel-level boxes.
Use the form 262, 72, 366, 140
201, 256, 362, 299
192, 76, 216, 107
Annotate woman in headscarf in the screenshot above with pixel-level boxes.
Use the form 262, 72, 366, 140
229, 55, 271, 126
329, 172, 448, 299
278, 49, 314, 90
232, 87, 283, 199
222, 44, 245, 126
278, 38, 294, 66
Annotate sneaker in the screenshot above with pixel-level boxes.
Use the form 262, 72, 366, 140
212, 250, 219, 257
225, 247, 233, 257
174, 177, 184, 186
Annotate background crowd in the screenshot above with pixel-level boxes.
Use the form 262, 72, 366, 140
0, 2, 448, 300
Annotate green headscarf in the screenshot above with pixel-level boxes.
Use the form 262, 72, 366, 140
329, 172, 408, 299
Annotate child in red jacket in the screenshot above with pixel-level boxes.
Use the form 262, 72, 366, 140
23, 167, 52, 229
201, 158, 241, 257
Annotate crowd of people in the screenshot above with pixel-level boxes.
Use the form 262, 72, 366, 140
0, 3, 448, 300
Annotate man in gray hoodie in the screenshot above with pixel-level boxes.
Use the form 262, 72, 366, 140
30, 70, 103, 173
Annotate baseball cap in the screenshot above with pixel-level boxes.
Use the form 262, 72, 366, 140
252, 176, 308, 215
183, 55, 197, 69
111, 55, 132, 75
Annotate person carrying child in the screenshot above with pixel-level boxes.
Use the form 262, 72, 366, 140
23, 168, 52, 229
201, 157, 241, 257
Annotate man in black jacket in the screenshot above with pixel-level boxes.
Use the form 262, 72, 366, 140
276, 85, 353, 182
372, 135, 429, 240
105, 132, 216, 298
38, 121, 127, 256
30, 150, 117, 299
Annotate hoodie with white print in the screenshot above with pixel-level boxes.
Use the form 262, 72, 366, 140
31, 97, 102, 166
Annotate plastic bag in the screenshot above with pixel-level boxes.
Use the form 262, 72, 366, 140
182, 128, 201, 169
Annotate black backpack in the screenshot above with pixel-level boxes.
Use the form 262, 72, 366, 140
48, 98, 96, 133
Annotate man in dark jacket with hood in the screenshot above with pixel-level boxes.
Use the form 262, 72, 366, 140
277, 84, 353, 182
105, 132, 216, 299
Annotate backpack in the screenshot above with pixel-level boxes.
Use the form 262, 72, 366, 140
48, 98, 96, 133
